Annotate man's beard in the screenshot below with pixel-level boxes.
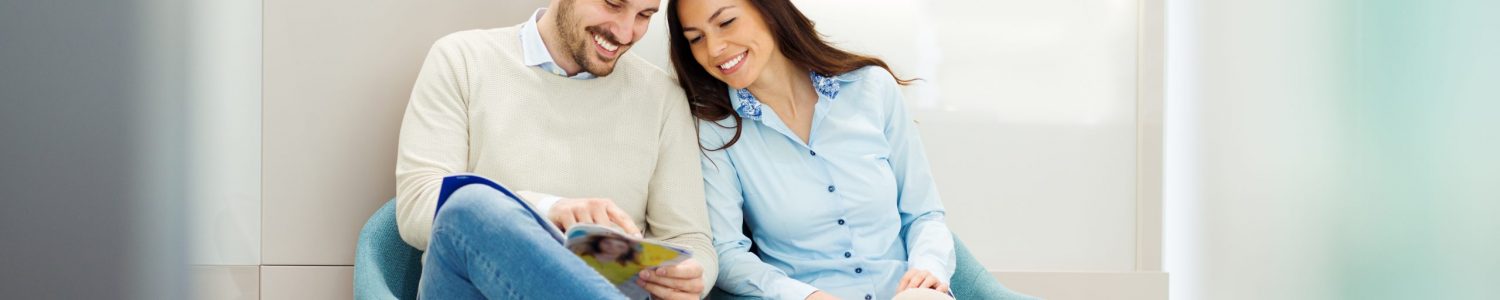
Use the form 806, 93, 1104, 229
554, 0, 627, 76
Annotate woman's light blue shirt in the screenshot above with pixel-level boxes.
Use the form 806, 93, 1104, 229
700, 66, 955, 300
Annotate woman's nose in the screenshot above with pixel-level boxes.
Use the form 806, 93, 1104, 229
706, 35, 727, 57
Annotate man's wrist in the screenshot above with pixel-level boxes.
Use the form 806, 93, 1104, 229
531, 194, 564, 219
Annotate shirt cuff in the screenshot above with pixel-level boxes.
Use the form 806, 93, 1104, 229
528, 193, 564, 219
908, 259, 953, 286
767, 276, 820, 300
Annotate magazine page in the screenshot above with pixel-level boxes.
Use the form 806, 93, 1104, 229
565, 224, 692, 300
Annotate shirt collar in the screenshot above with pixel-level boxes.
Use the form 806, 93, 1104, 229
519, 8, 596, 80
731, 71, 857, 121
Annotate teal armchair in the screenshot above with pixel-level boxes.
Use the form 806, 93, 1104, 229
354, 198, 1036, 300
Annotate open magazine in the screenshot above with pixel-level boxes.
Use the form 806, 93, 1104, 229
435, 173, 692, 300
566, 224, 692, 299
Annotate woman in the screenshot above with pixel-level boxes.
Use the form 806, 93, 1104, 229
667, 0, 955, 299
570, 235, 643, 284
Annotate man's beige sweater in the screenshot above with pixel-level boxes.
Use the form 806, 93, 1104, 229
394, 25, 716, 289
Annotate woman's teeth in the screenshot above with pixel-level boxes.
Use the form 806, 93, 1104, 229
719, 53, 745, 70
594, 34, 619, 52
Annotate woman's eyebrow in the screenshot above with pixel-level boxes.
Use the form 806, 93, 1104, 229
682, 5, 736, 32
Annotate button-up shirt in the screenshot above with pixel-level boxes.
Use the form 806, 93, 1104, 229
700, 66, 955, 300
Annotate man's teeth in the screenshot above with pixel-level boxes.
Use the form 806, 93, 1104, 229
594, 35, 619, 52
719, 53, 744, 70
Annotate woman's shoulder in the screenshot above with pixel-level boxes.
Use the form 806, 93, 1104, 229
833, 66, 904, 111
829, 66, 901, 103
842, 65, 900, 88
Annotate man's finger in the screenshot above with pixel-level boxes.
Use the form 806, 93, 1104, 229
637, 278, 694, 300
605, 205, 642, 237
648, 276, 699, 294
555, 213, 577, 231
656, 262, 702, 280
589, 205, 612, 229
574, 208, 595, 225
636, 268, 699, 292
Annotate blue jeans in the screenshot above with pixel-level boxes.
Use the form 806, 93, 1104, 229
419, 184, 626, 299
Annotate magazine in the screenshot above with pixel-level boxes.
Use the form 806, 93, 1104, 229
435, 173, 692, 299
566, 224, 693, 300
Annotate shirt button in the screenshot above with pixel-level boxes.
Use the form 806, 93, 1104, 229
855, 267, 863, 273
865, 295, 873, 300
844, 252, 852, 258
837, 219, 845, 225
827, 185, 836, 192
810, 150, 817, 156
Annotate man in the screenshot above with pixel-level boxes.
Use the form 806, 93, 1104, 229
393, 0, 715, 298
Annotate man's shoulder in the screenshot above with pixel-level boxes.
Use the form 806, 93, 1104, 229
617, 53, 669, 77
427, 25, 524, 55
616, 54, 685, 95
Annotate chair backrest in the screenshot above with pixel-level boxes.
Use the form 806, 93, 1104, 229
354, 198, 425, 300
951, 236, 1038, 300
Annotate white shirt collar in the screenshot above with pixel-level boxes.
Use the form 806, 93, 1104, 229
519, 8, 596, 80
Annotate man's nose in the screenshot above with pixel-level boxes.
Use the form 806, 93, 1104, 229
610, 17, 635, 45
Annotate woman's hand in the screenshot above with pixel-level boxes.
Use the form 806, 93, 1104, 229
806, 291, 842, 300
636, 258, 705, 300
897, 268, 949, 293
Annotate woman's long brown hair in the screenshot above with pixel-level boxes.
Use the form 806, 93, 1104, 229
667, 0, 913, 151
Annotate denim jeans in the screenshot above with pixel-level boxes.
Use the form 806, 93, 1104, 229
419, 184, 626, 299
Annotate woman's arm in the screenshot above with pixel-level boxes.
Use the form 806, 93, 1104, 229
699, 119, 821, 300
876, 71, 956, 285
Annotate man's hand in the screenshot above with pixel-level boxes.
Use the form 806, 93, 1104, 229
547, 198, 641, 237
635, 257, 704, 300
897, 268, 949, 293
